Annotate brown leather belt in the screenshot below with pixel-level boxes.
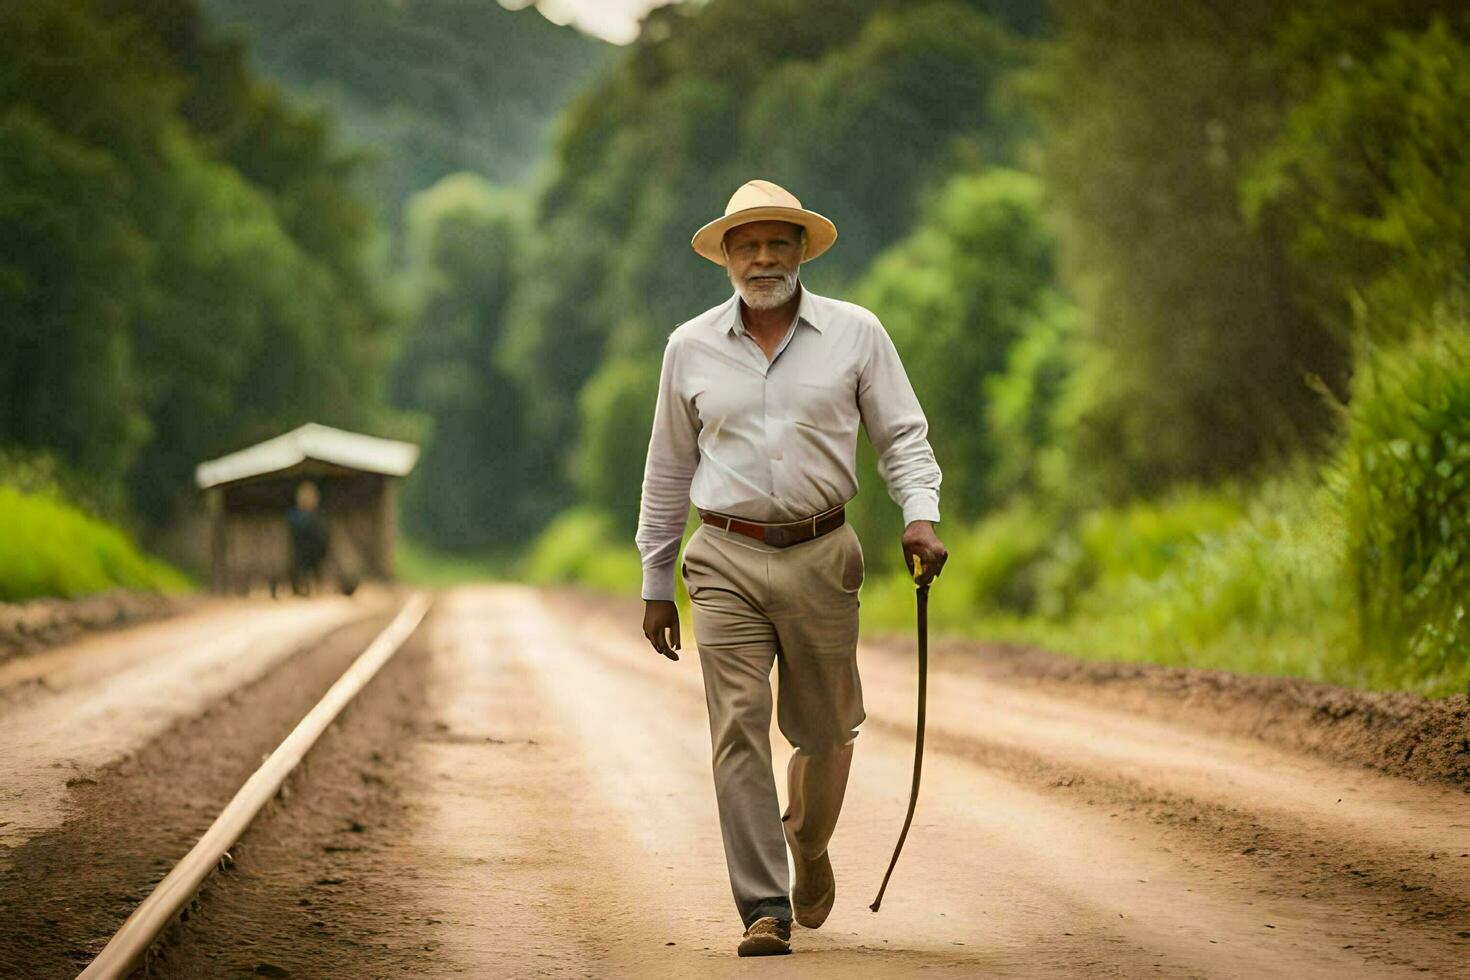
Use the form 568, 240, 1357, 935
697, 503, 846, 548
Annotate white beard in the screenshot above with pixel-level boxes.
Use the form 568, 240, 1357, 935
732, 268, 799, 310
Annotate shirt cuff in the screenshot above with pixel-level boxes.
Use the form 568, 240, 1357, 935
641, 560, 678, 602
900, 490, 941, 526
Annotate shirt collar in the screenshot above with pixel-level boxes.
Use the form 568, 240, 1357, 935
721, 282, 824, 336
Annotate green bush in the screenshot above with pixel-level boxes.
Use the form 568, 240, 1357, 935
858, 499, 1058, 636
984, 295, 1078, 502
1068, 462, 1351, 677
1031, 486, 1246, 619
947, 500, 1058, 615
0, 446, 127, 523
854, 168, 1061, 520
860, 461, 1365, 686
520, 506, 644, 594
574, 356, 660, 536
1342, 325, 1470, 688
0, 486, 191, 601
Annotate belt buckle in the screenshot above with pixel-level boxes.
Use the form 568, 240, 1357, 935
764, 523, 793, 548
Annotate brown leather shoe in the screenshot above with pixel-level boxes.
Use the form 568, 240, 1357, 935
737, 916, 792, 956
786, 824, 836, 929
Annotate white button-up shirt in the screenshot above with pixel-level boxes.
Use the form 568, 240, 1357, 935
635, 284, 942, 600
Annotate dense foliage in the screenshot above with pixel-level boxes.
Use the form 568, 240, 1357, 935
200, 0, 611, 222
1245, 15, 1470, 340
5, 0, 1466, 690
511, 0, 1470, 691
0, 486, 190, 601
501, 0, 1033, 486
854, 170, 1063, 520
1342, 326, 1470, 688
391, 175, 537, 548
1, 0, 388, 531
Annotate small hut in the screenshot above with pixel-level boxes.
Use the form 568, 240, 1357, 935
195, 423, 419, 595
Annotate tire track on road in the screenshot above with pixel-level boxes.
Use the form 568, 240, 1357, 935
535, 585, 1468, 976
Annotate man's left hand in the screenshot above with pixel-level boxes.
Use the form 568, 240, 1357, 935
902, 520, 948, 585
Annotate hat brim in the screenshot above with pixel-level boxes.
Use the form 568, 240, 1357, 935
691, 205, 837, 266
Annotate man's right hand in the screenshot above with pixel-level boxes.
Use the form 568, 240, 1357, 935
642, 599, 681, 661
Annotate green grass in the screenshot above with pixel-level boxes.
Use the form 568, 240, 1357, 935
1340, 324, 1470, 691
861, 459, 1466, 697
520, 507, 646, 593
0, 485, 192, 601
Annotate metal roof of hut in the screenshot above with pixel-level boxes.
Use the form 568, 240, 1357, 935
194, 423, 419, 490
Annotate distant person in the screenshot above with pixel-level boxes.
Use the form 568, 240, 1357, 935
635, 180, 948, 956
286, 480, 330, 596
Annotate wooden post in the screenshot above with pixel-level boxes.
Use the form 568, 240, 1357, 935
377, 477, 399, 579
206, 488, 225, 593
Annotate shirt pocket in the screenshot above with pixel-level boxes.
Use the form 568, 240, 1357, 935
786, 380, 857, 435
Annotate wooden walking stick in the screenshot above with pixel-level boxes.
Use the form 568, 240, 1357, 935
870, 553, 930, 912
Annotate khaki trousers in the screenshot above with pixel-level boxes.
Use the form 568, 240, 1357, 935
680, 520, 866, 926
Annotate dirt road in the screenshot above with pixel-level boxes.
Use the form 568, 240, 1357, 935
3, 584, 1467, 977
0, 594, 378, 851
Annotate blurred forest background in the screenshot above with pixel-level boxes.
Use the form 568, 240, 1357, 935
2, 0, 1467, 694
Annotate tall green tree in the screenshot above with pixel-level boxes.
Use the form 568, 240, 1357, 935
1245, 15, 1470, 341
506, 0, 1029, 514
1, 0, 388, 530
1, 2, 172, 484
1030, 0, 1348, 502
854, 170, 1061, 521
392, 175, 538, 548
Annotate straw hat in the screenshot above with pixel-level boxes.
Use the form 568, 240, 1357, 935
691, 179, 838, 266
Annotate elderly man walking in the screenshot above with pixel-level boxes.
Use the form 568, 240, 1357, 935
636, 179, 948, 957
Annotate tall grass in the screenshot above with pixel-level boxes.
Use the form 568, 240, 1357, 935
1341, 325, 1470, 691
0, 486, 191, 601
861, 461, 1361, 682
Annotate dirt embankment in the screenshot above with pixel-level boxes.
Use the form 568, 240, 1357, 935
871, 634, 1470, 790
0, 590, 201, 665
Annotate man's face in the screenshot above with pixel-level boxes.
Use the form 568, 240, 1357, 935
724, 220, 804, 310
296, 482, 320, 510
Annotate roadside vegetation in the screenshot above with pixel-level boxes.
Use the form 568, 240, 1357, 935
0, 486, 189, 602
516, 0, 1470, 697
5, 0, 1465, 693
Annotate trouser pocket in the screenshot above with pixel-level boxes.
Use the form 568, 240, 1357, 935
680, 526, 705, 597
